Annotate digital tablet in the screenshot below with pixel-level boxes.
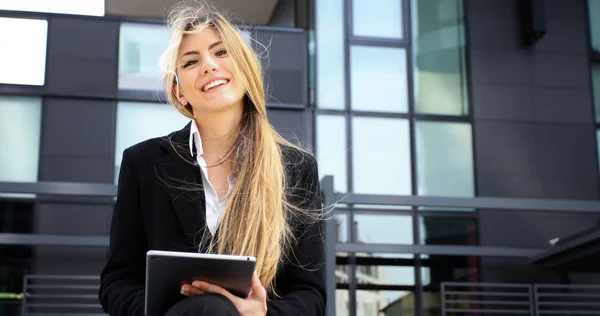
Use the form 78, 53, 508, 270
144, 250, 256, 316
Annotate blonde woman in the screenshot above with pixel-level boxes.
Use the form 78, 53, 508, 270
98, 2, 325, 316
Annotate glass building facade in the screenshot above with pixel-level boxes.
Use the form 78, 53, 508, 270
1, 0, 600, 315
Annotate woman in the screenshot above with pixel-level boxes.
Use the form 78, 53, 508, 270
98, 2, 326, 316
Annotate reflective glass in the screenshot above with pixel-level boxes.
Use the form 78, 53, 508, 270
419, 216, 478, 246
0, 96, 42, 182
353, 0, 403, 38
412, 0, 468, 115
352, 117, 411, 195
0, 18, 47, 86
350, 46, 408, 112
593, 65, 600, 122
589, 0, 600, 51
118, 23, 170, 91
114, 102, 190, 180
353, 214, 413, 244
316, 114, 347, 193
316, 0, 345, 109
416, 121, 474, 197
357, 290, 415, 316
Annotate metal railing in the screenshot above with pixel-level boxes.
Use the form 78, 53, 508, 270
21, 275, 106, 316
535, 284, 600, 315
441, 282, 534, 315
441, 282, 600, 316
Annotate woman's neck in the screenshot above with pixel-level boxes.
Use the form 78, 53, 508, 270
194, 110, 242, 162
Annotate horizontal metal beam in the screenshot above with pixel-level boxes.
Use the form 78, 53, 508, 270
0, 181, 116, 197
336, 193, 600, 213
0, 233, 108, 247
336, 243, 544, 258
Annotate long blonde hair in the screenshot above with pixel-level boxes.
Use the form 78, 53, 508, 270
158, 1, 317, 296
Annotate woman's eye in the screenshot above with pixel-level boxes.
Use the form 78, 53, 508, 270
183, 60, 197, 68
215, 49, 227, 57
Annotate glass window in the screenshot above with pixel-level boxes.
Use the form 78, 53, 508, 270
419, 216, 477, 246
0, 18, 47, 86
357, 290, 415, 315
412, 0, 468, 115
592, 65, 600, 122
590, 0, 600, 51
597, 129, 600, 173
350, 46, 408, 113
352, 117, 411, 195
118, 23, 171, 91
114, 102, 190, 181
316, 114, 347, 193
316, 0, 345, 109
0, 0, 104, 16
353, 214, 412, 244
0, 96, 42, 182
416, 121, 473, 197
352, 0, 403, 38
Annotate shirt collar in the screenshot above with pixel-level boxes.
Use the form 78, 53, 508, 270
189, 119, 204, 157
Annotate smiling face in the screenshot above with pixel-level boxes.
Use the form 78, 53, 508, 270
174, 28, 247, 116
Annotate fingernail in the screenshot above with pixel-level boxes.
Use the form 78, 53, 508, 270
181, 288, 188, 295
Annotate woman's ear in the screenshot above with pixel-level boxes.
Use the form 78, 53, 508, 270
172, 79, 187, 106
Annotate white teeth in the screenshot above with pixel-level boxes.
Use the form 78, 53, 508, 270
203, 79, 228, 91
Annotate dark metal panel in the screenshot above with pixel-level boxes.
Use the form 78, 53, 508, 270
335, 243, 543, 257
0, 182, 116, 197
48, 18, 119, 59
335, 193, 600, 213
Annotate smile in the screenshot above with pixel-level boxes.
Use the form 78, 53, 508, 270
202, 79, 230, 92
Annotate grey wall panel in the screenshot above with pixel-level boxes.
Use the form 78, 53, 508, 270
532, 54, 590, 88
467, 0, 518, 16
48, 18, 119, 59
34, 247, 106, 276
477, 173, 543, 198
534, 124, 598, 177
475, 121, 536, 174
41, 99, 115, 158
540, 175, 600, 199
533, 19, 587, 54
255, 30, 307, 106
472, 84, 533, 121
35, 204, 112, 236
45, 17, 119, 98
40, 157, 114, 183
44, 57, 118, 97
467, 14, 520, 50
470, 49, 531, 85
545, 0, 586, 19
532, 87, 594, 123
268, 108, 310, 146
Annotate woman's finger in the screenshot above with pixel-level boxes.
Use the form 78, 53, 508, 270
192, 280, 238, 303
249, 273, 267, 300
181, 284, 204, 296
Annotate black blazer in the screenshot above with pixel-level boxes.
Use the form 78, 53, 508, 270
99, 123, 326, 316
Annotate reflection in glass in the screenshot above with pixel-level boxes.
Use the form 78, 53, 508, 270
421, 254, 480, 315
316, 115, 347, 193
114, 102, 190, 180
412, 0, 468, 115
597, 130, 600, 172
592, 65, 600, 122
0, 18, 47, 86
354, 214, 412, 244
0, 97, 42, 182
352, 117, 411, 195
335, 212, 349, 243
416, 121, 473, 196
419, 216, 477, 246
350, 46, 408, 113
316, 0, 345, 109
353, 0, 403, 38
357, 290, 415, 316
118, 23, 170, 91
589, 0, 600, 51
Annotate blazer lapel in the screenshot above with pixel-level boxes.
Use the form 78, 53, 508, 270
155, 123, 206, 249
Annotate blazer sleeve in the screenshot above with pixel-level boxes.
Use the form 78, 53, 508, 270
99, 148, 148, 316
267, 154, 327, 316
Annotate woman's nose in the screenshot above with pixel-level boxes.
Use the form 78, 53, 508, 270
201, 58, 219, 74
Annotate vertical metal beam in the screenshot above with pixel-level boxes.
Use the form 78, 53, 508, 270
322, 176, 337, 316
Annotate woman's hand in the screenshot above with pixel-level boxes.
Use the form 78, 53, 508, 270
180, 273, 267, 316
